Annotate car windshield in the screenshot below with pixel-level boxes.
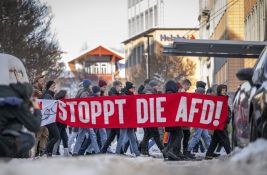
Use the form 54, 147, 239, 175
252, 47, 267, 83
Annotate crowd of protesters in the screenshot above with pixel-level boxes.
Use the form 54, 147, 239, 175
28, 75, 232, 161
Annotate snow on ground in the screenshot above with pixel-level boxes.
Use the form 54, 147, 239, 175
230, 139, 267, 167
0, 139, 267, 175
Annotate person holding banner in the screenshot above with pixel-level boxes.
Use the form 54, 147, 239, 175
101, 80, 123, 153
53, 90, 70, 156
68, 82, 83, 154
78, 86, 108, 155
42, 80, 60, 157
205, 84, 232, 160
115, 82, 140, 156
162, 80, 186, 161
72, 79, 100, 156
140, 80, 165, 156
178, 79, 192, 156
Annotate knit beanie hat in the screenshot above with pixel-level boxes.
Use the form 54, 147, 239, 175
92, 86, 101, 94
99, 80, 107, 87
83, 79, 92, 88
196, 81, 206, 89
125, 81, 135, 90
149, 80, 159, 88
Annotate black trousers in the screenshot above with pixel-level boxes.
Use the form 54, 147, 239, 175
206, 130, 231, 157
165, 127, 183, 155
140, 128, 164, 153
58, 124, 68, 148
183, 129, 190, 152
46, 123, 60, 155
101, 128, 120, 153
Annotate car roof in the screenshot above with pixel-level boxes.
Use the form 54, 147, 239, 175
0, 53, 29, 85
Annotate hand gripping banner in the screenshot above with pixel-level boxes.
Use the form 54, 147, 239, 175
56, 92, 229, 130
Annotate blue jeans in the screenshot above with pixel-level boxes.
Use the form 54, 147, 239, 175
97, 128, 107, 148
115, 128, 140, 156
187, 128, 211, 151
73, 128, 100, 154
85, 128, 107, 153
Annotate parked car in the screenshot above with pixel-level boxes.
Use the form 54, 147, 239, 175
232, 47, 267, 148
0, 53, 29, 85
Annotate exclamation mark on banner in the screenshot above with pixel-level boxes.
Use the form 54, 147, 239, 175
213, 101, 223, 126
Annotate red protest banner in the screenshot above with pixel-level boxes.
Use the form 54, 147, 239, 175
56, 92, 229, 130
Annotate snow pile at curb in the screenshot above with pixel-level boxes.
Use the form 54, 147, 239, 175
231, 139, 267, 164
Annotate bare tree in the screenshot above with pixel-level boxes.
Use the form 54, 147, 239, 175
129, 42, 196, 85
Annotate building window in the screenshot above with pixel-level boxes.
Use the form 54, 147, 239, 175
101, 63, 107, 74
154, 5, 158, 26
132, 18, 136, 35
145, 11, 149, 29
140, 13, 144, 32
136, 16, 140, 33
149, 8, 153, 28
128, 20, 131, 36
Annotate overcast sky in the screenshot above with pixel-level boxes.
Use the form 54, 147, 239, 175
42, 0, 199, 62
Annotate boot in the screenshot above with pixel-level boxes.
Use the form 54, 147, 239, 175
184, 150, 195, 159
63, 148, 70, 157
161, 147, 168, 157
177, 152, 191, 160
166, 148, 179, 160
140, 143, 149, 155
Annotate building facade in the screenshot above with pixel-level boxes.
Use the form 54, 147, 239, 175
198, 0, 267, 93
123, 28, 199, 89
244, 0, 267, 67
198, 0, 247, 93
68, 46, 125, 83
127, 0, 196, 36
128, 0, 163, 36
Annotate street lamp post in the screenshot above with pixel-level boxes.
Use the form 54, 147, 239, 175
144, 35, 153, 79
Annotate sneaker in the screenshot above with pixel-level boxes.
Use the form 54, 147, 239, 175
141, 150, 149, 156
46, 153, 52, 157
72, 153, 79, 157
85, 152, 92, 156
205, 156, 213, 160
212, 153, 220, 158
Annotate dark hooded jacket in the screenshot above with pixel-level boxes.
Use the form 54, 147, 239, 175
217, 84, 231, 125
137, 85, 145, 94
0, 83, 41, 134
108, 87, 123, 96
164, 80, 180, 132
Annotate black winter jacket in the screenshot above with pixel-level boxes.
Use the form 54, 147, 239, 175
0, 83, 41, 134
164, 80, 181, 132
